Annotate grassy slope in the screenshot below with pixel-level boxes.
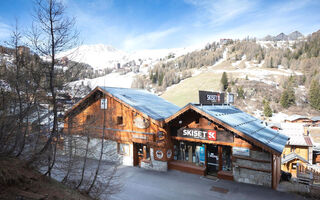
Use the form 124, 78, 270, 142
161, 71, 223, 107
0, 157, 92, 200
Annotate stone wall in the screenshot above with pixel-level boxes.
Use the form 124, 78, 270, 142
233, 150, 272, 187
61, 135, 167, 171
140, 148, 168, 172
60, 135, 133, 166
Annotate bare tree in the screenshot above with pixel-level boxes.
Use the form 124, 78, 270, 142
27, 0, 78, 171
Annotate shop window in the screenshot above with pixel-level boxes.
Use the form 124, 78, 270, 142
173, 141, 205, 166
118, 143, 129, 156
117, 116, 123, 125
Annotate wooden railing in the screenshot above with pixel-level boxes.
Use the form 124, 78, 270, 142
297, 164, 320, 185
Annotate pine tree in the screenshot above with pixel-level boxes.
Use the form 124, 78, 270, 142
263, 100, 272, 117
220, 72, 228, 91
237, 86, 244, 99
280, 90, 289, 108
309, 79, 320, 110
280, 87, 295, 108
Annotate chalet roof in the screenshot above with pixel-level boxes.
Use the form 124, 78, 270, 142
279, 123, 312, 146
268, 123, 282, 129
99, 87, 180, 121
285, 115, 308, 122
165, 103, 288, 155
309, 127, 320, 144
311, 116, 320, 121
281, 152, 308, 164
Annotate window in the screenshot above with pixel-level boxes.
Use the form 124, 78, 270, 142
173, 141, 205, 166
118, 143, 129, 155
101, 99, 107, 109
292, 163, 297, 169
117, 116, 123, 125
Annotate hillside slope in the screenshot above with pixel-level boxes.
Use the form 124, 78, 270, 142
0, 157, 92, 200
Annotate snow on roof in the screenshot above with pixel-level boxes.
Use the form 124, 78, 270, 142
311, 116, 320, 121
281, 152, 308, 164
279, 123, 311, 146
193, 104, 288, 154
99, 86, 180, 121
268, 123, 282, 129
309, 127, 320, 144
285, 115, 308, 122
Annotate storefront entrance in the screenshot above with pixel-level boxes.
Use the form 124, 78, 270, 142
172, 140, 233, 177
133, 143, 150, 167
207, 145, 219, 175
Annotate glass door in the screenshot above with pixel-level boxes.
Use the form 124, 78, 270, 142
207, 145, 219, 175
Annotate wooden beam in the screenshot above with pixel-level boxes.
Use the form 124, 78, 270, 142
233, 155, 271, 163
172, 136, 252, 148
233, 164, 272, 173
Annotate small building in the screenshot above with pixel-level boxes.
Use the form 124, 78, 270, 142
64, 87, 288, 189
279, 123, 313, 177
269, 123, 282, 131
311, 116, 320, 127
308, 127, 320, 165
284, 115, 312, 123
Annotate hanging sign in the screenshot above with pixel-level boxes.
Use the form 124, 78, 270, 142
199, 90, 225, 105
167, 149, 172, 159
156, 150, 164, 159
227, 93, 234, 104
101, 99, 107, 109
133, 116, 150, 129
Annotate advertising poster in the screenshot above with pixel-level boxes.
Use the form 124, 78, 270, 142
199, 146, 205, 164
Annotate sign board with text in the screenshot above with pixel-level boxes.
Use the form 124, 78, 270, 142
177, 128, 233, 143
199, 91, 225, 105
232, 147, 250, 157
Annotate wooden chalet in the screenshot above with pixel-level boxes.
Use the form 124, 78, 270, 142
279, 123, 313, 177
284, 115, 313, 123
64, 87, 288, 189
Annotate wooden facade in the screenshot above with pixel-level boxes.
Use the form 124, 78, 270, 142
64, 87, 286, 190
281, 145, 310, 177
64, 87, 174, 168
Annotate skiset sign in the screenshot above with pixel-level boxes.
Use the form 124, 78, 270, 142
178, 128, 217, 141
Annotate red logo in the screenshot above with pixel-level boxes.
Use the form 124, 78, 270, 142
208, 130, 216, 141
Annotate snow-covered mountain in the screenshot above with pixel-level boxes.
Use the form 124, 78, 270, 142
58, 44, 197, 70
58, 44, 127, 69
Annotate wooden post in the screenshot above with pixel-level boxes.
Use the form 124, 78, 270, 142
218, 145, 222, 171
205, 144, 208, 175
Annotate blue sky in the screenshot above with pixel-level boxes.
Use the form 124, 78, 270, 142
0, 0, 320, 51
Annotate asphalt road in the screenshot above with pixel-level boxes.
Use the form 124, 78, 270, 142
109, 166, 306, 200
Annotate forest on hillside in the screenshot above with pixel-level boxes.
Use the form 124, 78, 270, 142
133, 30, 320, 114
